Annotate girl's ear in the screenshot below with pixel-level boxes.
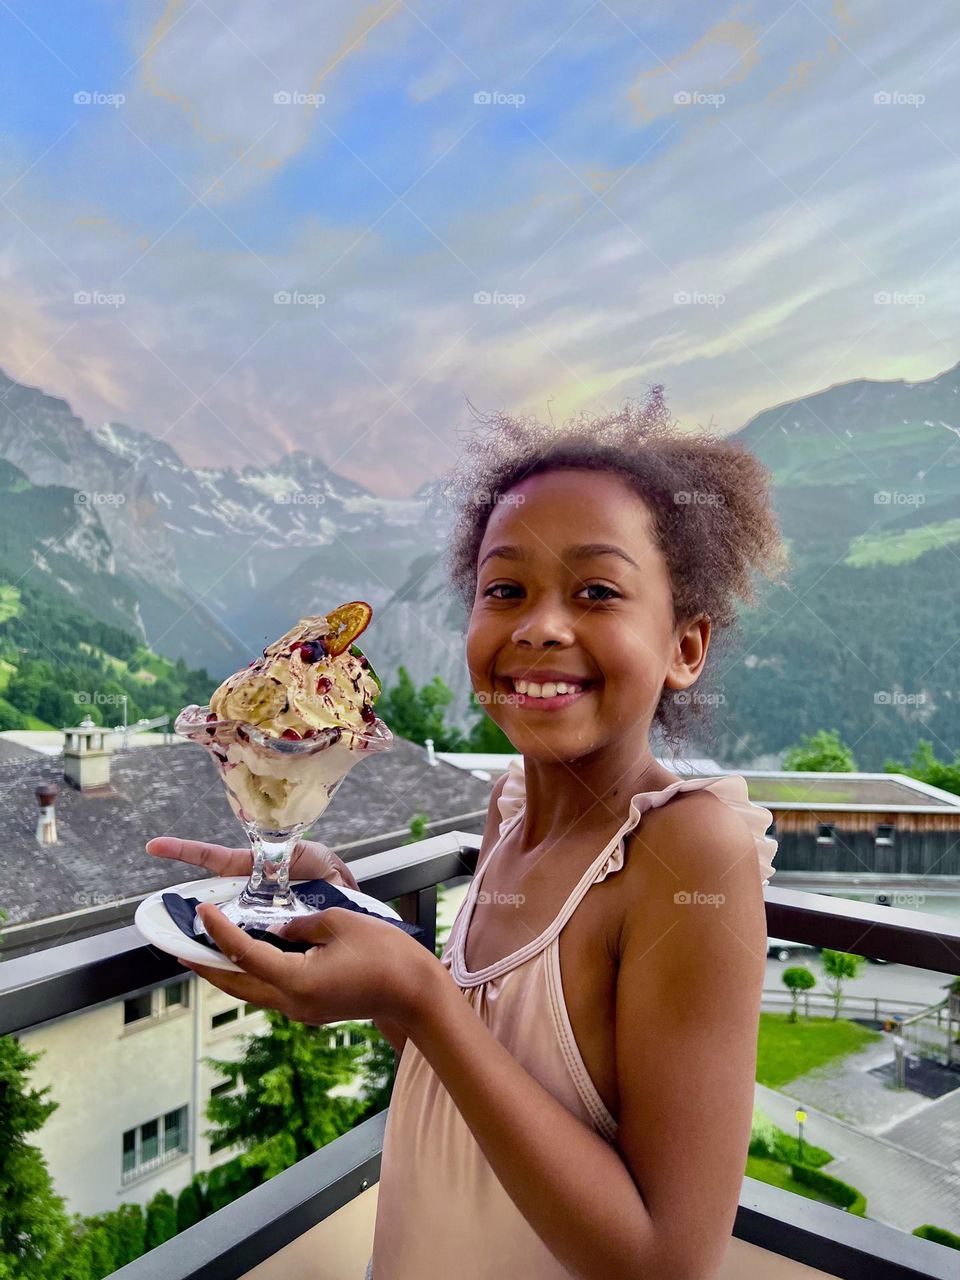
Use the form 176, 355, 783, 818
664, 615, 711, 689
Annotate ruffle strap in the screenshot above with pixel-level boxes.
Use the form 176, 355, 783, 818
495, 759, 778, 885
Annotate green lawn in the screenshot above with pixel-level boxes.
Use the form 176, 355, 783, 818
23, 713, 57, 730
0, 584, 21, 623
745, 1157, 841, 1206
756, 1013, 882, 1088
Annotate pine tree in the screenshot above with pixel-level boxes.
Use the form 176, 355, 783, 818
377, 666, 465, 750
204, 1011, 366, 1179
0, 1036, 71, 1279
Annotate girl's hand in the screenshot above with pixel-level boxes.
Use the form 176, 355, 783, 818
145, 835, 361, 892
181, 903, 438, 1030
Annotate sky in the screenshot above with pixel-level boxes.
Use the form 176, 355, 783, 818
1, 0, 958, 495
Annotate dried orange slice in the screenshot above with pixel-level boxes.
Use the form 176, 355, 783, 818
325, 600, 373, 656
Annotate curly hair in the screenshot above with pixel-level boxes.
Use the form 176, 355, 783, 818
432, 386, 789, 757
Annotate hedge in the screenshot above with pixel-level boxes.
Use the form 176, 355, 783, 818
913, 1224, 960, 1251
789, 1164, 866, 1216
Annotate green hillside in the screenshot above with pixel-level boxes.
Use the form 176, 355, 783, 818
0, 575, 216, 734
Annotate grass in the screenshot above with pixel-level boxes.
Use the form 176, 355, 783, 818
745, 1157, 841, 1206
748, 781, 860, 803
77, 640, 130, 676
23, 713, 57, 730
0, 585, 20, 624
846, 517, 960, 567
756, 1013, 882, 1088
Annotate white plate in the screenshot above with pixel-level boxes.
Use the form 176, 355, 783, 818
134, 876, 401, 973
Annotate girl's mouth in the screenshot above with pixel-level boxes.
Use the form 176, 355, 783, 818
500, 676, 597, 711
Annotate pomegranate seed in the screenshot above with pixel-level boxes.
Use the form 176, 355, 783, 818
299, 639, 327, 664
316, 674, 333, 694
281, 727, 302, 740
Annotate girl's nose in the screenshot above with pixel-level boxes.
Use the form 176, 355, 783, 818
512, 607, 576, 648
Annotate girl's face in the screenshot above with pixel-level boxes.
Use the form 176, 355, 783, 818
466, 467, 708, 762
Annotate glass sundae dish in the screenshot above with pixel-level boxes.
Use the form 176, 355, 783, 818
174, 602, 393, 933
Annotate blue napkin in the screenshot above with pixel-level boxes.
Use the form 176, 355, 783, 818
162, 877, 425, 956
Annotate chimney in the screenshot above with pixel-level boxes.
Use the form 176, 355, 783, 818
35, 781, 59, 845
63, 715, 114, 793
425, 737, 438, 766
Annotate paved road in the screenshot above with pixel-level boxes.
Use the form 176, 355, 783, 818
754, 1082, 960, 1234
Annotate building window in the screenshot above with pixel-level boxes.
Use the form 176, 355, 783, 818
163, 981, 188, 1009
211, 1007, 240, 1030
210, 1079, 234, 1098
121, 1106, 188, 1184
123, 992, 153, 1025
123, 981, 189, 1028
875, 824, 896, 846
816, 823, 836, 845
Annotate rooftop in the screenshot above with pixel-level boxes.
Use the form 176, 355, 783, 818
0, 736, 490, 927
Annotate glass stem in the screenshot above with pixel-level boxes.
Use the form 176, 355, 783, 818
246, 831, 298, 907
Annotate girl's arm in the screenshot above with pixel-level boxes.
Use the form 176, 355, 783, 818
405, 792, 767, 1280
373, 770, 512, 1060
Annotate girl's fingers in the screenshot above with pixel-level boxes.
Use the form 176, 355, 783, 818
145, 836, 253, 877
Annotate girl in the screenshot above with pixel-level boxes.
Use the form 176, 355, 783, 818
148, 387, 786, 1279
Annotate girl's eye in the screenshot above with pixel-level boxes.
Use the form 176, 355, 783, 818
481, 582, 620, 601
577, 582, 620, 601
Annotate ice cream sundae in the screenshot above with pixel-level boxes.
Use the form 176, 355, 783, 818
174, 602, 393, 930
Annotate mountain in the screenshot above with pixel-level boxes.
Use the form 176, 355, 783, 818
0, 370, 448, 676
1, 360, 958, 765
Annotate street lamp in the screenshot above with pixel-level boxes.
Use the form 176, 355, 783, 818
795, 1108, 807, 1163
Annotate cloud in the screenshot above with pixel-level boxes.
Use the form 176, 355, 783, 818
0, 0, 958, 494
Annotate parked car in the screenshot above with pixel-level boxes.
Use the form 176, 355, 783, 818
767, 937, 819, 962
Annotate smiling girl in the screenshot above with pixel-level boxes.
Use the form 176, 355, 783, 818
150, 387, 787, 1279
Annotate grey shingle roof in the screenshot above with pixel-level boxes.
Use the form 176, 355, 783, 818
0, 737, 492, 926
0, 737, 43, 764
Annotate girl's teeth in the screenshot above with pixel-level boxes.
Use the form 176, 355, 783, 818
513, 679, 583, 698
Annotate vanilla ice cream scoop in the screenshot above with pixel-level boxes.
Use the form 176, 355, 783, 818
209, 605, 380, 740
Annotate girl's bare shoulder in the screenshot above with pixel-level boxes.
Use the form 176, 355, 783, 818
621, 785, 764, 894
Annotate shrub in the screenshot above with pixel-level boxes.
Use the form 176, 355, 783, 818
913, 1224, 960, 1250
144, 1190, 177, 1250
112, 1203, 146, 1265
789, 1164, 866, 1215
176, 1179, 206, 1232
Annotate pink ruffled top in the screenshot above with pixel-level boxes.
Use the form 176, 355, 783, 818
367, 764, 777, 1278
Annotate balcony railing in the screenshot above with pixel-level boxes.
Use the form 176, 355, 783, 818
2, 828, 959, 1280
